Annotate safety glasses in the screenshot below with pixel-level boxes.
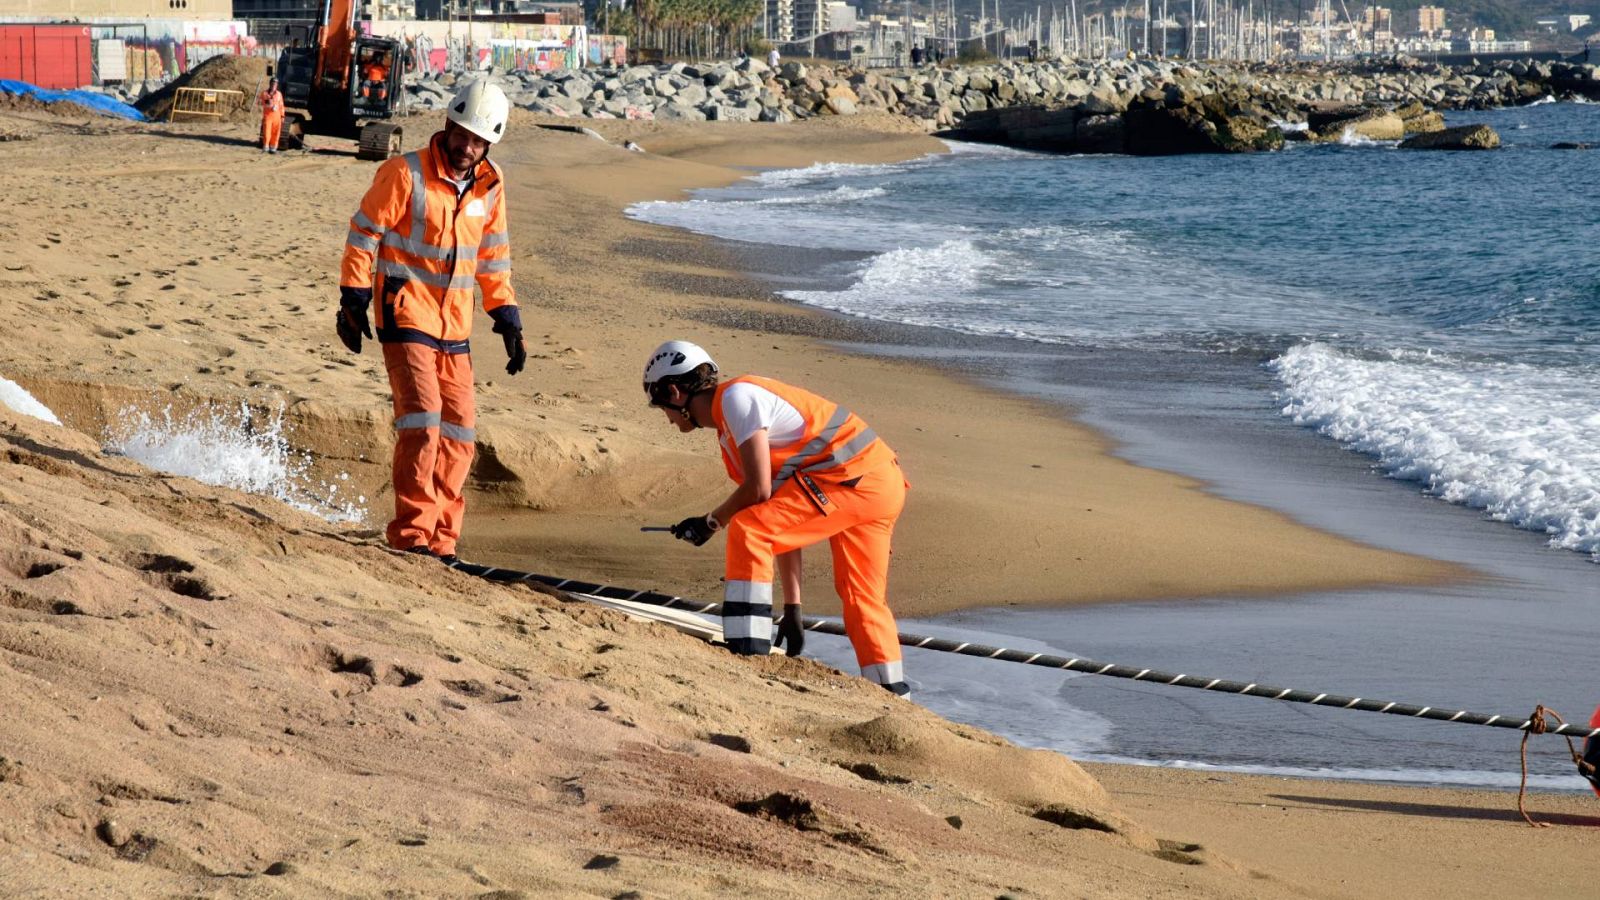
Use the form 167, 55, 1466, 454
645, 381, 675, 409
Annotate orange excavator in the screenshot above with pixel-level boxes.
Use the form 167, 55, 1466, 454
275, 0, 405, 160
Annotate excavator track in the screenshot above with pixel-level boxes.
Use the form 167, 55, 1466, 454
356, 122, 403, 161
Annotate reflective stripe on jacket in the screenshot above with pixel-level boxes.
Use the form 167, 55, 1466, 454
340, 131, 515, 350
711, 376, 896, 490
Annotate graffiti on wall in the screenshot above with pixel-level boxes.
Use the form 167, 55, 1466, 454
587, 35, 627, 66
364, 19, 619, 73
182, 22, 256, 69
486, 24, 587, 73
89, 20, 256, 84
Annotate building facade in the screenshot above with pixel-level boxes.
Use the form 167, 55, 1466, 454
1402, 5, 1444, 37
0, 0, 232, 18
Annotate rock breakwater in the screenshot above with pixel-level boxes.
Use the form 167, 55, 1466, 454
405, 55, 1596, 154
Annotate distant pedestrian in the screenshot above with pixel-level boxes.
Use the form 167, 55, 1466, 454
767, 46, 780, 69
258, 77, 283, 153
910, 46, 923, 65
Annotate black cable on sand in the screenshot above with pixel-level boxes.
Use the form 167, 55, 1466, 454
448, 559, 1600, 741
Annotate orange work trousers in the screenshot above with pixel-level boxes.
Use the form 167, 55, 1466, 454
723, 461, 907, 691
382, 342, 476, 556
261, 113, 282, 150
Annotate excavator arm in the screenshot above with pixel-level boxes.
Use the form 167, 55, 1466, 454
311, 0, 359, 93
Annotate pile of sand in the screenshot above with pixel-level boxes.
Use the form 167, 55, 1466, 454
0, 91, 100, 120
136, 55, 270, 123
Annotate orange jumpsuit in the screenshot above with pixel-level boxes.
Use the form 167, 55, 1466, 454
712, 376, 909, 693
361, 63, 390, 101
340, 132, 517, 557
258, 86, 283, 150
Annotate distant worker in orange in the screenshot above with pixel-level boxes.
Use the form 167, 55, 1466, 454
643, 341, 912, 697
336, 80, 525, 564
258, 77, 283, 153
360, 51, 391, 103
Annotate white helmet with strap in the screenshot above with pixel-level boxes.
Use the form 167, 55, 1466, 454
643, 341, 717, 386
446, 79, 509, 144
643, 340, 718, 407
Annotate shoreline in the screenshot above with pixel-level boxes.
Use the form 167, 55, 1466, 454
2, 106, 1597, 897
463, 111, 1469, 620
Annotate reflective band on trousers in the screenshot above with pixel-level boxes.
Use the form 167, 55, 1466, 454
860, 661, 905, 686
771, 406, 876, 489
722, 580, 773, 641
439, 421, 475, 443
395, 411, 441, 430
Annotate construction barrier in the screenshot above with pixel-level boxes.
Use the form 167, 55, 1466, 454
166, 86, 243, 122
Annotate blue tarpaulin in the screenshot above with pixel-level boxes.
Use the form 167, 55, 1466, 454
0, 79, 145, 121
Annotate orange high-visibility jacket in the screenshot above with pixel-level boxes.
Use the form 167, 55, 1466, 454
711, 376, 897, 494
258, 88, 283, 119
340, 132, 515, 351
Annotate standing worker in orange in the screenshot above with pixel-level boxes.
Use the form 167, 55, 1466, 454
336, 80, 526, 564
258, 76, 283, 153
643, 341, 911, 697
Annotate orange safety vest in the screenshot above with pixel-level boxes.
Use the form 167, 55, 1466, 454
711, 376, 897, 494
340, 131, 515, 350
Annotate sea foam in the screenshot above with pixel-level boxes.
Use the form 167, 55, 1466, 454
105, 403, 366, 524
0, 375, 61, 425
1271, 343, 1600, 557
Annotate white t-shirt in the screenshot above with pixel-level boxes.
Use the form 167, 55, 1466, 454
719, 381, 806, 450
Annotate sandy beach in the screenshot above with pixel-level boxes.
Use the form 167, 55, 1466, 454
1, 100, 1593, 897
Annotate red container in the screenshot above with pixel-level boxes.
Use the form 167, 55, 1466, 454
0, 25, 93, 90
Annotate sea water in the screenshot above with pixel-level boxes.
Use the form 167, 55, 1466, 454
630, 103, 1600, 789
105, 403, 366, 524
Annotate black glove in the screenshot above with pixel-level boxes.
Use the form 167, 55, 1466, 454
773, 605, 805, 657
336, 287, 372, 354
489, 305, 526, 376
670, 514, 716, 547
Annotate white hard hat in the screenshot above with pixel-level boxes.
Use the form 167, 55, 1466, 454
446, 79, 509, 144
643, 340, 717, 391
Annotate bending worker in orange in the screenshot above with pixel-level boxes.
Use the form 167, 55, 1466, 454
644, 341, 911, 696
336, 80, 526, 563
258, 77, 283, 153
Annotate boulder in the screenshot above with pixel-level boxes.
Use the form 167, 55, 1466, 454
1401, 110, 1445, 134
825, 95, 858, 116
706, 104, 754, 122
1308, 105, 1404, 141
675, 83, 709, 106
1075, 114, 1125, 154
1399, 124, 1499, 150
656, 101, 707, 122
